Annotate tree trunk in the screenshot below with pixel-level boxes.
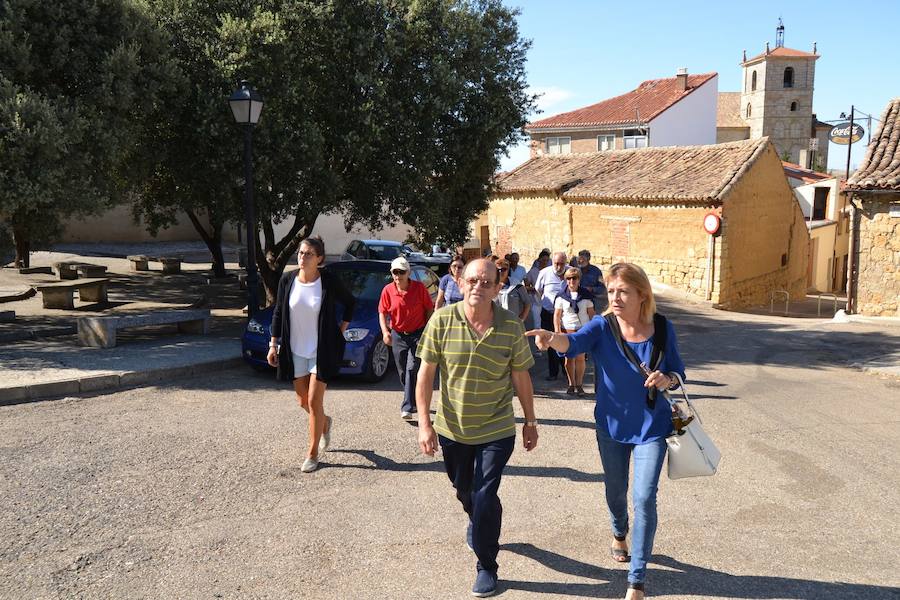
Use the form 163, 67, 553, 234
12, 224, 30, 269
185, 209, 227, 278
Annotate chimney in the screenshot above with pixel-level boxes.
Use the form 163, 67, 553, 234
766, 41, 770, 54
676, 68, 688, 91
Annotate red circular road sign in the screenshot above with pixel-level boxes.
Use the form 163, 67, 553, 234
703, 212, 721, 235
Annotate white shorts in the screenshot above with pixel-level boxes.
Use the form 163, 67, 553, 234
293, 354, 318, 379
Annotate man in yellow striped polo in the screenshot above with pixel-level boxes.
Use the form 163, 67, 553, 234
415, 258, 538, 598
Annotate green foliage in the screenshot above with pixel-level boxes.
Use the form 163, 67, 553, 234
140, 0, 534, 300
0, 0, 180, 256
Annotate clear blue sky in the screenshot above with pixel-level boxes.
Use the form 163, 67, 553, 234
500, 0, 900, 173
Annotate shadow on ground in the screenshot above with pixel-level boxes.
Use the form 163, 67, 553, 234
500, 543, 900, 599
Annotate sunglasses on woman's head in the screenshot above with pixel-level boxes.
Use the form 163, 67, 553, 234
565, 276, 580, 280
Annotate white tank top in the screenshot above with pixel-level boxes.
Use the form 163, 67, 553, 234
288, 275, 322, 358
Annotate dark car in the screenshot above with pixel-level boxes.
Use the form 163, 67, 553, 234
241, 260, 440, 381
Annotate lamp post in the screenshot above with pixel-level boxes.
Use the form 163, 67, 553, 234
229, 81, 264, 317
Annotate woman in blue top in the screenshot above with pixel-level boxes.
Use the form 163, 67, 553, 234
527, 262, 685, 600
434, 254, 465, 309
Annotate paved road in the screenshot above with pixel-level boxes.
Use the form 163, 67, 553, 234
1, 302, 899, 599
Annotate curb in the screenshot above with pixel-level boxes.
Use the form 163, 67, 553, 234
0, 325, 77, 343
0, 356, 245, 406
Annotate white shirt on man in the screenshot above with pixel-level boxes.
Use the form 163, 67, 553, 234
508, 264, 527, 286
535, 266, 564, 312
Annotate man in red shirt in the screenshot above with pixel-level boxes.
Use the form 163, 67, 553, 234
379, 256, 434, 419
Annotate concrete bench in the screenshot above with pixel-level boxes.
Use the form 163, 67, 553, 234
130, 256, 183, 274
77, 308, 211, 348
53, 261, 107, 280
157, 256, 182, 274
127, 255, 150, 271
0, 310, 14, 322
52, 261, 81, 280
34, 278, 109, 309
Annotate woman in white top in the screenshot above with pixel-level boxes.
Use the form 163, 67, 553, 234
268, 237, 355, 473
554, 266, 596, 396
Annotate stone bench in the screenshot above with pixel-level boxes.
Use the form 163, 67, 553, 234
34, 278, 109, 309
129, 256, 182, 274
52, 261, 107, 280
77, 308, 211, 348
127, 255, 150, 271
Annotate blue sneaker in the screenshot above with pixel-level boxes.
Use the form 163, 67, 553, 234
471, 569, 497, 597
466, 521, 474, 551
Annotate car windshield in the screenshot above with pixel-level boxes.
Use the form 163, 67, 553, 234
331, 268, 392, 301
367, 244, 402, 260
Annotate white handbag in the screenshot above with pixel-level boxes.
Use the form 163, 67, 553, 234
664, 373, 721, 479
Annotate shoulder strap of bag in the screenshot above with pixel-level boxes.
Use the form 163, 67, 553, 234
604, 313, 666, 409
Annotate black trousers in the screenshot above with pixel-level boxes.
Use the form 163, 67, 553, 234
540, 308, 561, 377
391, 329, 422, 413
439, 434, 515, 573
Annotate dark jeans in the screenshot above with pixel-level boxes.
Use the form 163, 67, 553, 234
391, 329, 422, 413
540, 308, 561, 377
439, 434, 515, 573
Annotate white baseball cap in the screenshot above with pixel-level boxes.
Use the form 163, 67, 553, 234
390, 257, 410, 272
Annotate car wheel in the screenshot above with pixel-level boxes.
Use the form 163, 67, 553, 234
363, 339, 391, 382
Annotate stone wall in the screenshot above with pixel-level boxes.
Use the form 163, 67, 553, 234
487, 193, 722, 302
717, 144, 809, 308
854, 195, 900, 317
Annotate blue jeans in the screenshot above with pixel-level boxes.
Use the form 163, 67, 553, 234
391, 329, 422, 413
439, 434, 515, 573
596, 429, 667, 585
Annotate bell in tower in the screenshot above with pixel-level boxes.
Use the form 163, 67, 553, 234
775, 17, 785, 48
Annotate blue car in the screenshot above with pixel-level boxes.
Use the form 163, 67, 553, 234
241, 260, 440, 381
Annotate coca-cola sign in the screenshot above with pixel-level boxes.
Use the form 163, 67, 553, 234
829, 122, 864, 145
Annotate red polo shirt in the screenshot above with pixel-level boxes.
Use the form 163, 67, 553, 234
379, 280, 433, 333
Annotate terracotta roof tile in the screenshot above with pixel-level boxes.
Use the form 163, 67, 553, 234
527, 72, 717, 130
782, 161, 832, 184
717, 92, 749, 128
846, 98, 900, 191
743, 46, 819, 65
495, 138, 769, 203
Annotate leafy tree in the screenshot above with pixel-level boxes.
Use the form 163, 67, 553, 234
147, 0, 533, 304
0, 0, 179, 266
136, 0, 246, 277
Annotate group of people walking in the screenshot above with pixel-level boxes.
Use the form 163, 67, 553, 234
266, 239, 686, 600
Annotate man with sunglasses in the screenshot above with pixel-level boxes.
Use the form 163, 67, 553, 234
379, 256, 434, 420
415, 258, 537, 598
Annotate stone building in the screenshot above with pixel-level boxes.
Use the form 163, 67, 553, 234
489, 138, 809, 309
845, 98, 900, 317
717, 20, 831, 170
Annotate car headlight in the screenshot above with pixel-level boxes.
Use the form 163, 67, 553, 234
343, 327, 369, 341
246, 319, 267, 335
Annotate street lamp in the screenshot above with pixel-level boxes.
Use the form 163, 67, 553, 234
229, 80, 263, 316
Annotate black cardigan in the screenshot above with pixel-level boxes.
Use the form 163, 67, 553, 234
271, 268, 356, 383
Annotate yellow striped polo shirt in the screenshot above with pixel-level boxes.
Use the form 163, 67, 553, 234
417, 302, 534, 444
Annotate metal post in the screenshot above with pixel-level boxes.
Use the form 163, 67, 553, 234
243, 124, 260, 317
844, 106, 856, 314
845, 106, 855, 182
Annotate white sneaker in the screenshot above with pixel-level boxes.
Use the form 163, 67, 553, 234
401, 411, 414, 420
301, 457, 319, 473
320, 416, 332, 453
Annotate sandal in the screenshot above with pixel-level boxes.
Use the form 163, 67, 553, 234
610, 533, 629, 563
566, 385, 576, 395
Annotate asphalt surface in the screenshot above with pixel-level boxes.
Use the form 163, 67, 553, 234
1, 298, 899, 599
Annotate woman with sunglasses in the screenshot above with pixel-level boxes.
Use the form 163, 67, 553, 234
494, 258, 531, 322
268, 236, 356, 473
553, 267, 596, 396
435, 255, 465, 310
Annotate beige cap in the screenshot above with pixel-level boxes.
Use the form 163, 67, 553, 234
390, 257, 410, 272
